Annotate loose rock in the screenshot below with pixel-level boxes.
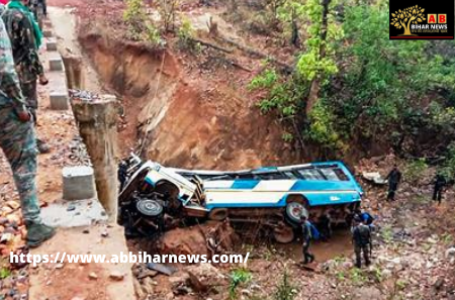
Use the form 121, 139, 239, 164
109, 271, 125, 281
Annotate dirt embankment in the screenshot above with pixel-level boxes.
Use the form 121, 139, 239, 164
77, 30, 298, 170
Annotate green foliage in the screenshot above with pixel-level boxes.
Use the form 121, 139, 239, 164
440, 142, 455, 180
252, 2, 455, 156
282, 132, 294, 142
336, 271, 345, 281
255, 70, 306, 118
430, 102, 455, 136
368, 266, 383, 283
321, 4, 455, 143
442, 233, 453, 245
396, 279, 408, 290
158, 0, 179, 32
123, 0, 146, 23
404, 158, 428, 183
229, 268, 253, 299
381, 224, 393, 244
248, 69, 278, 90
177, 17, 200, 52
123, 0, 162, 45
273, 269, 297, 300
348, 268, 367, 285
306, 102, 344, 150
294, 0, 342, 83
0, 267, 11, 279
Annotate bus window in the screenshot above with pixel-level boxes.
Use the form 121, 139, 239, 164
284, 171, 299, 179
318, 167, 350, 181
297, 169, 325, 180
332, 168, 350, 181
319, 168, 340, 181
256, 172, 288, 180
237, 173, 256, 179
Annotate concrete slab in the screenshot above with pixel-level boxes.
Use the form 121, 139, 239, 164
43, 20, 52, 29
49, 92, 69, 110
40, 199, 108, 228
46, 37, 58, 51
43, 29, 53, 38
29, 224, 136, 300
49, 56, 64, 71
63, 166, 96, 200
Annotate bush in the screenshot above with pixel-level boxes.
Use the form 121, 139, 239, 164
440, 143, 455, 181
306, 102, 344, 151
248, 68, 278, 90
274, 269, 297, 300
177, 17, 200, 52
123, 0, 162, 45
229, 268, 252, 299
404, 158, 428, 183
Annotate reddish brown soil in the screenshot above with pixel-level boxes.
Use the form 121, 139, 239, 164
77, 30, 299, 169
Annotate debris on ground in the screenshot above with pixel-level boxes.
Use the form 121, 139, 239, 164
362, 172, 388, 185
146, 263, 177, 276
157, 220, 239, 258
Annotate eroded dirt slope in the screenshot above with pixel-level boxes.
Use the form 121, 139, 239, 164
78, 31, 298, 169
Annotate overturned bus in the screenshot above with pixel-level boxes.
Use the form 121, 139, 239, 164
118, 154, 363, 243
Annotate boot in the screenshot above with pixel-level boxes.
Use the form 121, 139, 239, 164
26, 222, 56, 248
37, 139, 50, 154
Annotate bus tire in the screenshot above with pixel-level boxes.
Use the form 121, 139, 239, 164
285, 201, 309, 224
273, 223, 295, 243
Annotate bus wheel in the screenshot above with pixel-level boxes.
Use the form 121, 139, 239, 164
273, 223, 295, 243
285, 201, 308, 224
208, 208, 228, 221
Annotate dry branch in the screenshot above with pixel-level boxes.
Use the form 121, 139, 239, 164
217, 36, 294, 73
192, 38, 233, 53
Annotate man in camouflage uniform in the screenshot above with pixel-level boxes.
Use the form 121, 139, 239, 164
2, 0, 50, 153
0, 16, 54, 247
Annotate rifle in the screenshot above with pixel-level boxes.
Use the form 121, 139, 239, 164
369, 228, 373, 258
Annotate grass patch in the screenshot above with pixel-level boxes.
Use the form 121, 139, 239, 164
229, 268, 253, 299
273, 269, 297, 300
381, 224, 394, 244
0, 267, 11, 279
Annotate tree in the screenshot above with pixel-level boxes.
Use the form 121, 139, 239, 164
391, 5, 426, 36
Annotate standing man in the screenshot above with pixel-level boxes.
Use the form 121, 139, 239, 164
354, 208, 375, 231
300, 215, 315, 264
317, 210, 332, 241
386, 164, 402, 201
352, 216, 371, 268
0, 16, 54, 247
432, 173, 447, 204
3, 0, 49, 153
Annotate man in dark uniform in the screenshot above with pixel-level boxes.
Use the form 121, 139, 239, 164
318, 210, 332, 241
0, 16, 54, 248
352, 216, 371, 268
301, 215, 315, 264
432, 173, 447, 204
386, 164, 401, 201
2, 0, 50, 153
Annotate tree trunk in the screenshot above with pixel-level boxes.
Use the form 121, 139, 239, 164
71, 95, 120, 220
291, 8, 300, 47
305, 0, 331, 115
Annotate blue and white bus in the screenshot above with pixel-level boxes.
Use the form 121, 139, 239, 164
119, 155, 363, 243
